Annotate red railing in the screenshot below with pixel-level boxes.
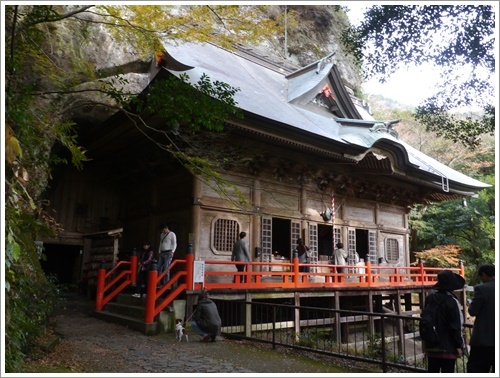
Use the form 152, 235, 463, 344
143, 252, 193, 323
96, 254, 137, 311
96, 247, 464, 325
200, 259, 464, 290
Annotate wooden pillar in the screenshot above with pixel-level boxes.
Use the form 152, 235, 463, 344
245, 292, 252, 338
334, 291, 341, 345
190, 176, 203, 255
252, 179, 261, 267
374, 295, 383, 333
294, 292, 301, 340
395, 290, 405, 355
404, 293, 412, 312
368, 291, 375, 336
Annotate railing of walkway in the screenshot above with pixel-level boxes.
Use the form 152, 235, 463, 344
215, 299, 473, 373
96, 245, 464, 326
201, 258, 463, 290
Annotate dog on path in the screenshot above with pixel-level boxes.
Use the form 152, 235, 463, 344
175, 319, 189, 342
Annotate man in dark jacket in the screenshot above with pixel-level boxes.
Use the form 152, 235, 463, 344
191, 292, 222, 342
231, 231, 251, 283
467, 264, 495, 373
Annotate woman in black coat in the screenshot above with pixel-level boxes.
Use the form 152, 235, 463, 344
423, 270, 465, 373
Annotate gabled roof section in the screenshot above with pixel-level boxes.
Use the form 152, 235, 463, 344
286, 53, 363, 119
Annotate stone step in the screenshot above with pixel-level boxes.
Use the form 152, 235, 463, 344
104, 301, 145, 318
93, 310, 159, 336
93, 292, 186, 335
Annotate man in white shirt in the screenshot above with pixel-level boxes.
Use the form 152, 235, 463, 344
158, 224, 177, 285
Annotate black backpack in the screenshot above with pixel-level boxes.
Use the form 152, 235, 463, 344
419, 292, 446, 346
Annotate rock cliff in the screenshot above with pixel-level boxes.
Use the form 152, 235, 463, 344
56, 5, 360, 127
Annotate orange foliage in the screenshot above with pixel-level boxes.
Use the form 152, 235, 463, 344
413, 245, 461, 268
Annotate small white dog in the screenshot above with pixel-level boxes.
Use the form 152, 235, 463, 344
175, 319, 189, 342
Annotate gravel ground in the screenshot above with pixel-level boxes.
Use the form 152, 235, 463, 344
22, 294, 373, 375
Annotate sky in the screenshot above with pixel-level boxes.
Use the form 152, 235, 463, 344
345, 4, 455, 107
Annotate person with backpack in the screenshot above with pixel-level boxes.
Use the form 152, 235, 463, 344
420, 269, 465, 373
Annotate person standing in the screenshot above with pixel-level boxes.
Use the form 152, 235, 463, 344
132, 242, 154, 298
467, 264, 495, 373
157, 224, 177, 285
231, 231, 251, 283
333, 242, 347, 273
423, 269, 465, 373
191, 291, 222, 342
296, 238, 310, 273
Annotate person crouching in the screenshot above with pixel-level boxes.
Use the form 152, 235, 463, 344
191, 291, 222, 342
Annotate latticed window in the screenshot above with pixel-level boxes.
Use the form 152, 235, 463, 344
212, 218, 240, 253
385, 238, 399, 263
308, 223, 318, 273
333, 227, 341, 248
261, 218, 272, 269
347, 229, 357, 273
291, 222, 301, 251
368, 230, 377, 264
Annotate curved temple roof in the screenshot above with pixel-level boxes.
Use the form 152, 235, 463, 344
158, 41, 489, 197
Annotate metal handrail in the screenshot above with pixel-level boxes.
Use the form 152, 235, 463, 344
216, 299, 472, 373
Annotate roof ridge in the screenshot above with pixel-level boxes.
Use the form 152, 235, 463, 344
230, 43, 300, 74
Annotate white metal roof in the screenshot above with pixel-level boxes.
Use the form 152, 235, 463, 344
160, 41, 490, 192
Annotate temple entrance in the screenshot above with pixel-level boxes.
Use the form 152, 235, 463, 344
318, 224, 333, 257
355, 229, 369, 261
271, 217, 291, 259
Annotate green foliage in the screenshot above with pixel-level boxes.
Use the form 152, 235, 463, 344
409, 174, 495, 283
343, 5, 495, 148
5, 274, 60, 372
415, 98, 494, 149
365, 332, 388, 359
134, 72, 241, 132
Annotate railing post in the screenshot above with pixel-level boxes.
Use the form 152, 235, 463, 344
418, 258, 424, 283
272, 305, 277, 349
96, 262, 106, 311
365, 260, 372, 285
145, 261, 158, 323
186, 243, 194, 290
380, 314, 387, 373
292, 249, 299, 287
130, 248, 138, 284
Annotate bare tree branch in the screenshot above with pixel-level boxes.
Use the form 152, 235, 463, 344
22, 6, 94, 29
206, 5, 230, 32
